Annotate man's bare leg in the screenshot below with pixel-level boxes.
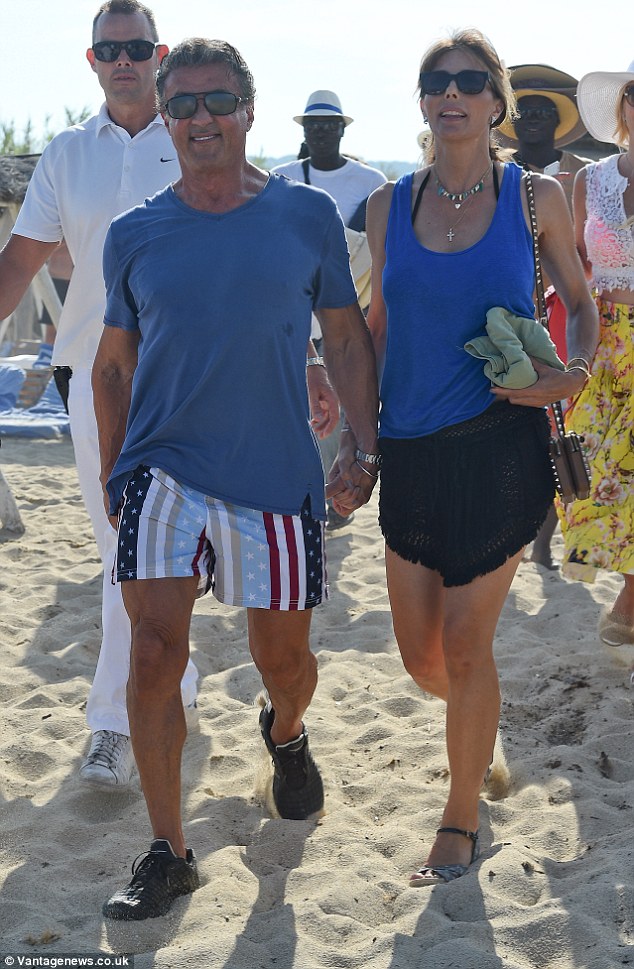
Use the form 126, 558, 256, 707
123, 575, 199, 858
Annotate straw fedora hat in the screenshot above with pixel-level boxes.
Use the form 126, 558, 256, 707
498, 63, 586, 148
577, 60, 634, 144
293, 90, 353, 126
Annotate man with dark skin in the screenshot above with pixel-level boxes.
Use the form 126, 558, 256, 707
511, 93, 590, 210
274, 92, 385, 529
514, 94, 564, 167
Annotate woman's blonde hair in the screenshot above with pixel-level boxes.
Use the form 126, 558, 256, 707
614, 85, 631, 147
417, 28, 516, 161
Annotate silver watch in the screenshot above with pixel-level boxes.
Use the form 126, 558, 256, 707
355, 448, 382, 468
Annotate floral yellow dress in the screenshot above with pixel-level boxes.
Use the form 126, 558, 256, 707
557, 156, 634, 582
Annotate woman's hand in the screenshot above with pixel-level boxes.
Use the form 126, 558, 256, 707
490, 358, 588, 407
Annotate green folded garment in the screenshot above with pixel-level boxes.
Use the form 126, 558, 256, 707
464, 306, 565, 388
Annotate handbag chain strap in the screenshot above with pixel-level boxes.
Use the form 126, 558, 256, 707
523, 170, 566, 439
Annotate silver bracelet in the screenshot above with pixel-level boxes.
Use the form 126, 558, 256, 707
306, 356, 325, 368
565, 359, 590, 379
355, 459, 378, 479
566, 355, 591, 372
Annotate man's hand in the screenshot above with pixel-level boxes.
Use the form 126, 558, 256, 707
325, 430, 377, 514
307, 363, 340, 439
100, 477, 119, 531
490, 358, 587, 407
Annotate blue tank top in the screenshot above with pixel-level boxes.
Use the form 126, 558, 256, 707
380, 162, 535, 438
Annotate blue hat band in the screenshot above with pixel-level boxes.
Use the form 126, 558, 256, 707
304, 102, 343, 115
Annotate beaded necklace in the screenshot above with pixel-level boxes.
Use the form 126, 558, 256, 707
434, 163, 492, 208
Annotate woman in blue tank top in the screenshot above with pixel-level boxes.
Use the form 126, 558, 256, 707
365, 29, 598, 887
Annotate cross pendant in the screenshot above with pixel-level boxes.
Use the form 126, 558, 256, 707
447, 228, 455, 242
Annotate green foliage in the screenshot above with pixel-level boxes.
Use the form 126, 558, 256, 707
1, 107, 92, 155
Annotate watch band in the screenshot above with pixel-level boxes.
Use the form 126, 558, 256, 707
355, 448, 382, 467
306, 356, 325, 368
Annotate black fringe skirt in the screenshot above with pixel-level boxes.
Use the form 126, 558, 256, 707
379, 402, 554, 587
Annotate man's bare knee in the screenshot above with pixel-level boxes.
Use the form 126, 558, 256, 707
256, 648, 316, 693
130, 618, 188, 694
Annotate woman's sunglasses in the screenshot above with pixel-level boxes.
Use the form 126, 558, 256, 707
164, 91, 246, 120
623, 85, 634, 107
92, 40, 157, 62
419, 70, 491, 96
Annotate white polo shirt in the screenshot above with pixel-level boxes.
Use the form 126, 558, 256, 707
271, 157, 386, 226
14, 104, 180, 369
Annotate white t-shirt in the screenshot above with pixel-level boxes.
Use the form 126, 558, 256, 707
13, 104, 180, 369
271, 157, 386, 226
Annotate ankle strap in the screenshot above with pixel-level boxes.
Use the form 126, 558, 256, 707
436, 826, 478, 844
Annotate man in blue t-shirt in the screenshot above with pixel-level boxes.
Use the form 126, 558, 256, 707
93, 38, 379, 921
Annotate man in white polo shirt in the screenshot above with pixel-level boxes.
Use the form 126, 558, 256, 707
0, 0, 199, 788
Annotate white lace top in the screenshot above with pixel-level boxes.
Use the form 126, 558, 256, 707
584, 153, 634, 293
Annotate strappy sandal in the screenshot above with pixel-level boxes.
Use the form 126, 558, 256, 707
409, 827, 480, 887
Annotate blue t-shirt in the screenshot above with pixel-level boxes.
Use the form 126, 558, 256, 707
380, 162, 535, 438
102, 173, 357, 518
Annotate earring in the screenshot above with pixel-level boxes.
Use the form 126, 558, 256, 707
490, 115, 497, 125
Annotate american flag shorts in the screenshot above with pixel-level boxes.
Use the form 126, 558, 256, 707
114, 466, 327, 610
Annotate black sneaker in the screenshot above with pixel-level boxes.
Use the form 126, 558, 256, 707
259, 701, 324, 820
103, 839, 199, 920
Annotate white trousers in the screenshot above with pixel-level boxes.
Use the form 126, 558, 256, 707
68, 367, 198, 735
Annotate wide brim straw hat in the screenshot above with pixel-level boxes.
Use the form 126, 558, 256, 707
577, 61, 634, 143
498, 63, 587, 148
294, 90, 353, 126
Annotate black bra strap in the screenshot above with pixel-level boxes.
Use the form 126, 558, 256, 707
411, 162, 500, 225
411, 171, 431, 224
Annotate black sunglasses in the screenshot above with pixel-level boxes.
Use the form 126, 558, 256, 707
303, 118, 344, 132
164, 90, 246, 120
516, 106, 559, 122
623, 85, 634, 107
92, 39, 157, 62
419, 70, 491, 96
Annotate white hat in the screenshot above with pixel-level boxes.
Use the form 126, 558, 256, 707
294, 90, 353, 126
577, 60, 634, 144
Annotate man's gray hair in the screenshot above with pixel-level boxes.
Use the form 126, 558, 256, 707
92, 0, 159, 43
156, 38, 256, 111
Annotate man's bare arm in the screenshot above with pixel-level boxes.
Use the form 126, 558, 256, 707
0, 234, 60, 318
315, 302, 379, 513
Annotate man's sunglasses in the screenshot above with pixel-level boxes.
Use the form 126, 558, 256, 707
623, 85, 634, 107
92, 39, 157, 62
419, 70, 490, 96
303, 119, 344, 132
516, 106, 559, 122
164, 91, 246, 120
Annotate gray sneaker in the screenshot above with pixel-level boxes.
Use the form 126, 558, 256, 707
79, 730, 134, 788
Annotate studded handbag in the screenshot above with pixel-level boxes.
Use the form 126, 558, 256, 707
524, 171, 591, 504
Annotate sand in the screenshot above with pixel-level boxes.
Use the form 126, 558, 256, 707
0, 436, 632, 969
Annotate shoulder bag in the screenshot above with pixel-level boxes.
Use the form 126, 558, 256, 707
524, 171, 591, 504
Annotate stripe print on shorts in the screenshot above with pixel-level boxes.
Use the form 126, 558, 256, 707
116, 466, 326, 610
